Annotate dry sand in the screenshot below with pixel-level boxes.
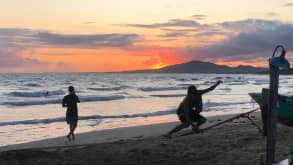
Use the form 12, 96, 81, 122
1, 112, 293, 165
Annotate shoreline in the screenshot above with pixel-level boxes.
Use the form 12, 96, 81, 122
0, 111, 261, 152
0, 121, 178, 152
1, 111, 293, 164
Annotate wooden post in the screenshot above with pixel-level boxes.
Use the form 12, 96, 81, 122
261, 88, 269, 137
266, 64, 279, 165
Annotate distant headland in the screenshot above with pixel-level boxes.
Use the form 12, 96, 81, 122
123, 60, 269, 74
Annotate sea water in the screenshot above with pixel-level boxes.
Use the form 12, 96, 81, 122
0, 73, 292, 146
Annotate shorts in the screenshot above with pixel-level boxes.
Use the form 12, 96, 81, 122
66, 115, 78, 125
177, 110, 205, 123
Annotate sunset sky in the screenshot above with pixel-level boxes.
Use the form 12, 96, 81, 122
1, 0, 293, 72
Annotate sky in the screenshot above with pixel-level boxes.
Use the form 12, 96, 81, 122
1, 0, 293, 72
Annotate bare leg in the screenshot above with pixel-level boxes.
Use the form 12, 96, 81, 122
164, 123, 189, 138
67, 125, 72, 141
70, 123, 77, 140
197, 116, 206, 127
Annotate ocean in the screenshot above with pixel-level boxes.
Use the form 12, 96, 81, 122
0, 73, 291, 146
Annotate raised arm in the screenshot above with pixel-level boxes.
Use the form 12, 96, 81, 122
200, 80, 222, 94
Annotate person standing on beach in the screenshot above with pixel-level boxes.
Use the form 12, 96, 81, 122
62, 86, 80, 141
165, 80, 222, 138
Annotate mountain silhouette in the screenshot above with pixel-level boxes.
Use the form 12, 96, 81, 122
125, 61, 267, 73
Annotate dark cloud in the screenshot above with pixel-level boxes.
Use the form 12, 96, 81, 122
159, 31, 190, 38
191, 14, 208, 20
0, 28, 140, 69
124, 19, 201, 28
282, 3, 293, 7
123, 17, 223, 40
160, 29, 227, 38
182, 21, 293, 62
0, 28, 38, 48
220, 19, 281, 32
123, 18, 293, 65
0, 28, 139, 49
36, 32, 139, 48
162, 28, 199, 33
195, 31, 229, 37
0, 28, 33, 36
0, 29, 39, 68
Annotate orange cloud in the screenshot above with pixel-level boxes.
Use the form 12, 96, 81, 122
19, 44, 191, 72
23, 47, 185, 72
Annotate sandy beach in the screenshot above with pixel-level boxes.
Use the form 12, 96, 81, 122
0, 111, 292, 165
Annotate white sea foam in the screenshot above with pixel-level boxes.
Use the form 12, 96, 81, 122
150, 94, 185, 98
138, 86, 185, 92
3, 95, 126, 106
0, 101, 251, 126
7, 90, 65, 97
24, 83, 42, 87
88, 85, 128, 91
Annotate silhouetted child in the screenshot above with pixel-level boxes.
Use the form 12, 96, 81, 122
164, 80, 222, 138
62, 86, 80, 141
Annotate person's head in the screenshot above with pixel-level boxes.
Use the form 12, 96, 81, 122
187, 85, 197, 97
68, 86, 75, 94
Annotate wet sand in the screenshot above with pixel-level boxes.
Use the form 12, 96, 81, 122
1, 112, 293, 165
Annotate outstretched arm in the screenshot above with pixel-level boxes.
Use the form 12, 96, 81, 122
200, 80, 222, 94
